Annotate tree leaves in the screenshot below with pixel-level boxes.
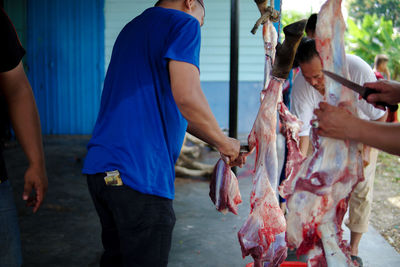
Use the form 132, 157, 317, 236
347, 0, 400, 29
345, 14, 400, 80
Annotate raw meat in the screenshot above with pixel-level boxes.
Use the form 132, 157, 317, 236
238, 19, 306, 267
280, 1, 364, 266
209, 159, 242, 215
238, 77, 287, 267
262, 20, 278, 96
277, 102, 305, 198
208, 10, 306, 267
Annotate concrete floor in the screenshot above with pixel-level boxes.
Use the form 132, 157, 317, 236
3, 136, 400, 267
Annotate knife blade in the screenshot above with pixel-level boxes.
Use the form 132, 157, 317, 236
322, 70, 398, 112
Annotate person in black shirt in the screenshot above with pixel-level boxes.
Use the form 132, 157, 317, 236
0, 7, 48, 266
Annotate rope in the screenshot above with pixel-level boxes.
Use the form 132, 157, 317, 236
251, 0, 281, 35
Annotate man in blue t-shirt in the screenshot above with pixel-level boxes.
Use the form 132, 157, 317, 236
83, 0, 242, 266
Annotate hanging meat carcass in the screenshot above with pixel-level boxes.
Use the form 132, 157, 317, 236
209, 2, 306, 266
209, 3, 279, 217
279, 1, 364, 266
238, 19, 306, 267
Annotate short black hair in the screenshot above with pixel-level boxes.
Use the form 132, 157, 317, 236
305, 13, 317, 35
295, 37, 319, 64
155, 0, 179, 6
155, 0, 204, 8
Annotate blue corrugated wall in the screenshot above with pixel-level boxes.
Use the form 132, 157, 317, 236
26, 0, 105, 134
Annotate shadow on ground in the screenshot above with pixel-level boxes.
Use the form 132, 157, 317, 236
4, 136, 400, 267
5, 136, 102, 266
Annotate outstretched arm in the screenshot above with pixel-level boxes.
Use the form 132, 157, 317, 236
314, 102, 400, 156
364, 80, 400, 106
169, 60, 242, 165
0, 61, 48, 212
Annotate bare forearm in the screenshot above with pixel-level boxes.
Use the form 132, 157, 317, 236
169, 60, 227, 151
349, 119, 400, 156
169, 60, 240, 162
8, 90, 45, 166
178, 89, 226, 150
1, 62, 47, 211
1, 63, 45, 168
315, 102, 400, 156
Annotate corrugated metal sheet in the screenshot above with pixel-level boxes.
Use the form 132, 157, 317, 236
26, 0, 105, 134
104, 0, 280, 81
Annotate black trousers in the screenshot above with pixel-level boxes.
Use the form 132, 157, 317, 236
87, 173, 176, 267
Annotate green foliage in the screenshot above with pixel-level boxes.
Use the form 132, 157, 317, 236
346, 14, 400, 80
279, 10, 310, 38
347, 0, 400, 29
281, 10, 309, 28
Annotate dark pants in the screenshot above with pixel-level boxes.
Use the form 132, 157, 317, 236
87, 173, 176, 267
0, 180, 22, 267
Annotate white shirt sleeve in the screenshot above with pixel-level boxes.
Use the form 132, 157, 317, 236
347, 54, 386, 120
291, 72, 315, 136
356, 98, 386, 120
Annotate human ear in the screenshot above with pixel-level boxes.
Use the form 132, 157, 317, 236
184, 0, 196, 10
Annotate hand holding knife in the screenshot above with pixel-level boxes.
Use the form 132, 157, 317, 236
240, 144, 250, 152
322, 70, 398, 112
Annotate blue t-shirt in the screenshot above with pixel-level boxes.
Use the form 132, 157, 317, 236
83, 7, 201, 199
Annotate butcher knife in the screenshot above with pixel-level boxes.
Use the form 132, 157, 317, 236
322, 70, 398, 112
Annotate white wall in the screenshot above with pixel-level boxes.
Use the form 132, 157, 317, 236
104, 0, 265, 81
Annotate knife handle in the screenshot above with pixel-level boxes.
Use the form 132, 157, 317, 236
240, 144, 249, 152
364, 88, 399, 112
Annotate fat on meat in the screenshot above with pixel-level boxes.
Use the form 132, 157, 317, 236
280, 1, 364, 266
278, 102, 305, 197
238, 18, 307, 266
237, 21, 286, 267
209, 21, 277, 218
208, 13, 306, 267
209, 159, 242, 215
238, 77, 287, 267
262, 20, 278, 96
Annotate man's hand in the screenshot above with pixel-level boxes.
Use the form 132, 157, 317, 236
313, 102, 357, 140
0, 61, 48, 213
23, 163, 48, 213
218, 137, 243, 166
364, 80, 400, 107
229, 153, 247, 168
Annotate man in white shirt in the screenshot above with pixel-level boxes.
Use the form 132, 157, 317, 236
291, 38, 386, 266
